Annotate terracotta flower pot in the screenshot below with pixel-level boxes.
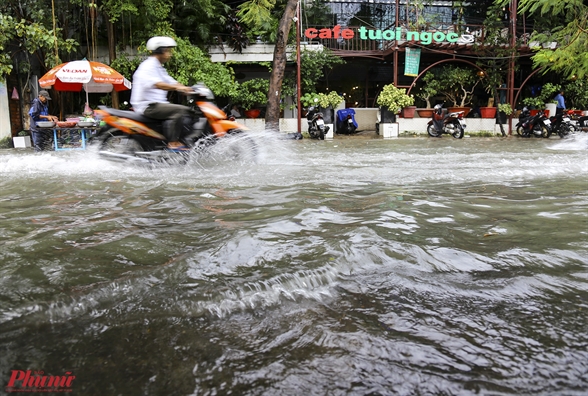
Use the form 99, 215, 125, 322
417, 109, 434, 118
244, 109, 261, 119
480, 107, 497, 118
448, 107, 471, 117
402, 106, 417, 118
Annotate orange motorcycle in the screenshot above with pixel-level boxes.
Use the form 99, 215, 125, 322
93, 84, 254, 163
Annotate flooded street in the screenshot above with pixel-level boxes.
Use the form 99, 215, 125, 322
0, 134, 587, 395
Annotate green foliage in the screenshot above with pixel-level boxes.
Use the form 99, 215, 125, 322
299, 48, 345, 93
0, 136, 14, 149
300, 92, 321, 108
498, 103, 513, 115
539, 83, 561, 103
0, 14, 78, 77
318, 91, 344, 108
232, 78, 269, 110
522, 96, 544, 109
168, 37, 237, 99
300, 91, 343, 108
474, 2, 515, 107
17, 130, 30, 136
237, 0, 277, 41
415, 72, 441, 108
499, 0, 588, 79
564, 78, 588, 109
437, 66, 481, 107
522, 82, 561, 108
376, 85, 415, 113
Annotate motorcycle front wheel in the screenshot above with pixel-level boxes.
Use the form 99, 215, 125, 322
539, 124, 552, 138
451, 123, 464, 139
427, 124, 441, 137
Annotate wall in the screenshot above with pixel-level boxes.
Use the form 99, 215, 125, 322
353, 108, 378, 131
0, 79, 12, 139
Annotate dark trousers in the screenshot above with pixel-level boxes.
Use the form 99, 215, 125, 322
143, 103, 192, 142
31, 129, 51, 152
556, 107, 564, 115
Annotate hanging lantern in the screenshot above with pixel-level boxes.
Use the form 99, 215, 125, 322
11, 87, 19, 100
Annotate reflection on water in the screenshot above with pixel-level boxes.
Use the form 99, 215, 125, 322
0, 133, 587, 394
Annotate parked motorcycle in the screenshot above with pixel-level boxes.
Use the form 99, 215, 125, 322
427, 104, 465, 139
93, 84, 255, 163
549, 109, 575, 138
516, 107, 552, 138
306, 106, 329, 140
336, 108, 358, 135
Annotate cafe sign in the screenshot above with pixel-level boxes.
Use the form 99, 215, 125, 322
304, 25, 474, 45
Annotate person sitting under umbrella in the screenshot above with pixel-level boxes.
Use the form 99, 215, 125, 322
130, 36, 193, 151
29, 90, 58, 152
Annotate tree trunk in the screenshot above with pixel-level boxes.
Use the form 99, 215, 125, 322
265, 0, 297, 131
107, 18, 119, 109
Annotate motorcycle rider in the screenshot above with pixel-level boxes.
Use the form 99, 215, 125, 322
130, 36, 194, 150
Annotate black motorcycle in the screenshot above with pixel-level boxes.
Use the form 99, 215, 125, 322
549, 110, 575, 138
306, 106, 329, 140
516, 107, 552, 138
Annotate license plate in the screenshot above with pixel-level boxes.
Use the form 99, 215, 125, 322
563, 117, 570, 122
316, 119, 324, 126
544, 119, 551, 125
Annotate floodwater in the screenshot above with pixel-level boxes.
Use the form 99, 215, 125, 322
0, 133, 587, 395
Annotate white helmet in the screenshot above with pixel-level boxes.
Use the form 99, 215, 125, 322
146, 36, 177, 53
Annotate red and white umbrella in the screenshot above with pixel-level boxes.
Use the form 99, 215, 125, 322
39, 60, 131, 104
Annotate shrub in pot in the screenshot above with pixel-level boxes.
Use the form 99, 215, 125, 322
376, 84, 414, 122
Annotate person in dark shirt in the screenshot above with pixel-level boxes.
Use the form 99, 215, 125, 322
29, 90, 58, 151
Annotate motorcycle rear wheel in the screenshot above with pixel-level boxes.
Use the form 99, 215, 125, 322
558, 124, 573, 138
427, 124, 441, 137
99, 129, 144, 155
516, 125, 530, 137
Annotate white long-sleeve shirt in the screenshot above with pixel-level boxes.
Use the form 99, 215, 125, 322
130, 56, 177, 114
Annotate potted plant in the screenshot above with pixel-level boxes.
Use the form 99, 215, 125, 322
437, 65, 482, 116
540, 83, 560, 117
497, 103, 513, 124
317, 91, 344, 124
13, 130, 32, 148
376, 84, 415, 122
415, 71, 441, 117
522, 96, 545, 115
233, 78, 269, 118
480, 98, 497, 119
